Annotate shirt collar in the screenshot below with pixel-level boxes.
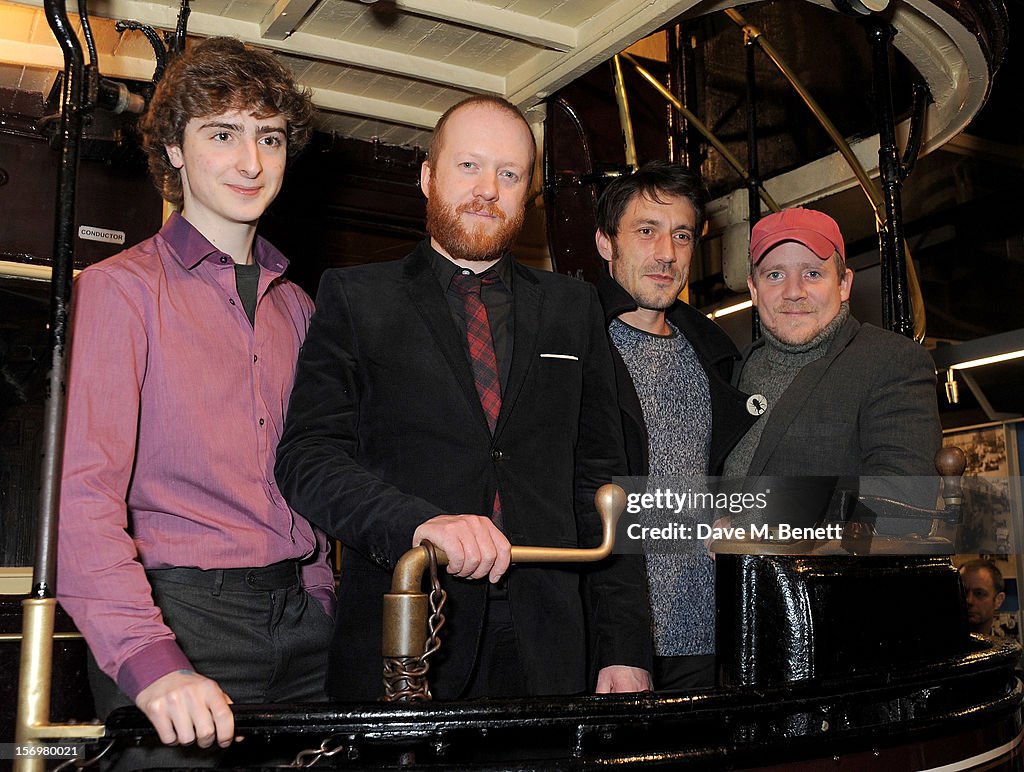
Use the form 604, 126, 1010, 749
422, 239, 514, 294
158, 211, 289, 277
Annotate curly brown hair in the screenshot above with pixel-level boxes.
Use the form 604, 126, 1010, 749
138, 37, 314, 207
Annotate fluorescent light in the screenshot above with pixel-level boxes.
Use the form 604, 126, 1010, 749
931, 329, 1024, 374
949, 349, 1024, 371
707, 299, 753, 320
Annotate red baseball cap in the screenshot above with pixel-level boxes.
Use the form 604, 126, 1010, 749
750, 208, 845, 266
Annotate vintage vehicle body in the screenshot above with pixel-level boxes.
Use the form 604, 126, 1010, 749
1, 0, 1022, 767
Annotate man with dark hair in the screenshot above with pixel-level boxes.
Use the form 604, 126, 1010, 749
58, 36, 333, 762
595, 160, 755, 690
723, 208, 941, 501
276, 95, 652, 700
960, 559, 1007, 635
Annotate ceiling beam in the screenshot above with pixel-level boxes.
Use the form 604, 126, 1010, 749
260, 0, 320, 40
277, 28, 503, 93
395, 0, 576, 51
0, 38, 157, 80
310, 86, 439, 130
5, 0, 505, 93
505, 0, 693, 106
0, 24, 441, 128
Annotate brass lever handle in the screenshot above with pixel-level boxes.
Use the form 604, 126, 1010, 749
383, 483, 626, 659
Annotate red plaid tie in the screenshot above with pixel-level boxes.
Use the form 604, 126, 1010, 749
452, 271, 502, 432
452, 270, 502, 524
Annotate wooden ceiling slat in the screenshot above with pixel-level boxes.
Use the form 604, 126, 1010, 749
394, 0, 575, 51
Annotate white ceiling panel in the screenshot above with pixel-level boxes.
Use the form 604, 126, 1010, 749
0, 0, 999, 164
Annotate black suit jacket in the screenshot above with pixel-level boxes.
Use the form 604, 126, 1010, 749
597, 272, 756, 476
276, 242, 652, 700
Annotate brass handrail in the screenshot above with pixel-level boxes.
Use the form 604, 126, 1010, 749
383, 483, 626, 661
723, 8, 926, 341
724, 9, 883, 224
611, 55, 639, 170
620, 52, 780, 214
15, 599, 105, 772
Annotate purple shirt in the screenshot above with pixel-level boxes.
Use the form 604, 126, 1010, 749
58, 212, 334, 700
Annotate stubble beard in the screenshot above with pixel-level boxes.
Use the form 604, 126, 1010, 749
426, 179, 525, 262
612, 245, 684, 312
764, 302, 822, 346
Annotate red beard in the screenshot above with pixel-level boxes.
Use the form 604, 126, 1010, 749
426, 179, 525, 262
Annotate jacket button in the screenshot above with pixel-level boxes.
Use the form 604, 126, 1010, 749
491, 449, 503, 462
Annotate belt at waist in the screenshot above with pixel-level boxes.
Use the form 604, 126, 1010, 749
146, 559, 301, 592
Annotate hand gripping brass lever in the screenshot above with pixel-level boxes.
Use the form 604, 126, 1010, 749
381, 483, 626, 700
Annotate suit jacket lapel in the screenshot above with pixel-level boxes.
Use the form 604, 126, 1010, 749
494, 263, 541, 439
597, 272, 648, 465
402, 246, 491, 435
747, 316, 859, 475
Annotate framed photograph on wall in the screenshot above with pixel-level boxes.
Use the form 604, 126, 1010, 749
945, 420, 1023, 643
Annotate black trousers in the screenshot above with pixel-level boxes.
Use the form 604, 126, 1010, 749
461, 594, 526, 699
653, 654, 715, 692
89, 560, 333, 769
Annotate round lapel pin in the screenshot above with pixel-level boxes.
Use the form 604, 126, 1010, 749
746, 394, 768, 416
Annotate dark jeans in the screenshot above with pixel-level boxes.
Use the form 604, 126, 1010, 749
89, 560, 333, 769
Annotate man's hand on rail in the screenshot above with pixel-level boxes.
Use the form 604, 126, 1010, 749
595, 665, 653, 694
413, 514, 511, 583
135, 669, 236, 748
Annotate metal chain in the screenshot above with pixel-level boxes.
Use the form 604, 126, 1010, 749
423, 543, 448, 661
381, 542, 448, 701
289, 544, 451, 764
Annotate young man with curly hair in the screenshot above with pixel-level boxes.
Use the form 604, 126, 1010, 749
57, 37, 333, 765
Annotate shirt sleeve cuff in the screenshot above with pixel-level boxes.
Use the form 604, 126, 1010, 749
118, 639, 193, 702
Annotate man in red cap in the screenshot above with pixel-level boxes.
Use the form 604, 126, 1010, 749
722, 208, 941, 518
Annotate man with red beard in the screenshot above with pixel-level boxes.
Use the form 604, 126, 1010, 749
276, 96, 653, 700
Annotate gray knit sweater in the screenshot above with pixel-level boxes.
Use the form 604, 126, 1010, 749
610, 318, 715, 656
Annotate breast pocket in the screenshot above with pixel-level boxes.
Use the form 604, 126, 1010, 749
527, 354, 584, 440
533, 353, 583, 395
